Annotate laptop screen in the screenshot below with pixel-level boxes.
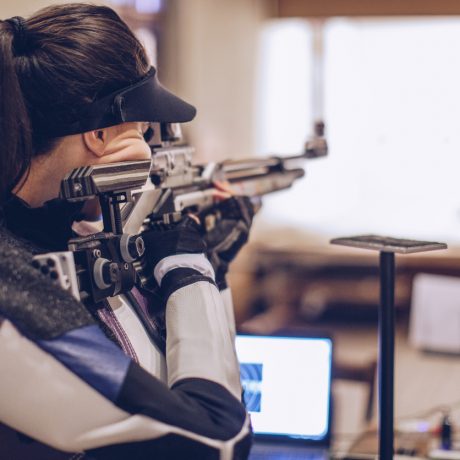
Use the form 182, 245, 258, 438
235, 335, 332, 442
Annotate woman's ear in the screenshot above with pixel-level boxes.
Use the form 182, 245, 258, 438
82, 129, 107, 157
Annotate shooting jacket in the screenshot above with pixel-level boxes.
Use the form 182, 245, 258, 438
0, 197, 252, 460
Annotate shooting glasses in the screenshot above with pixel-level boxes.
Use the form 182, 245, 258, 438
43, 67, 196, 137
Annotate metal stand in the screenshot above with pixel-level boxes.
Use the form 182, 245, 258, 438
330, 235, 447, 460
379, 252, 395, 460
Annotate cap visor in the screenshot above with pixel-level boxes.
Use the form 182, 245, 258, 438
119, 71, 197, 123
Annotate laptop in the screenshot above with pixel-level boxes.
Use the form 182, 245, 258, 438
235, 334, 333, 460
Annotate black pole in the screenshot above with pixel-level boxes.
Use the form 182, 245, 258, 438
379, 251, 395, 460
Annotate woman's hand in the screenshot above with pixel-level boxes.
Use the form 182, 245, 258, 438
142, 216, 206, 270
200, 183, 256, 289
141, 215, 217, 303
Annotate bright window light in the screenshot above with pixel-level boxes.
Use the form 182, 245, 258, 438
255, 20, 312, 155
255, 18, 460, 243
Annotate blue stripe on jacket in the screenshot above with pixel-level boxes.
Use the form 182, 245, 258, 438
38, 324, 130, 402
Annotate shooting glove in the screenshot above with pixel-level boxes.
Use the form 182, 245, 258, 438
141, 215, 216, 302
200, 196, 255, 290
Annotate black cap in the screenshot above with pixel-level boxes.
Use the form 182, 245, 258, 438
42, 67, 196, 137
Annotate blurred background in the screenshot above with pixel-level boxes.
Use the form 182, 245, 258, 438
5, 0, 460, 455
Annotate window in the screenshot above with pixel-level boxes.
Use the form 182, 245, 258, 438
256, 18, 460, 243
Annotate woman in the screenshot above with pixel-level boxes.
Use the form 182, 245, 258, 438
0, 4, 253, 459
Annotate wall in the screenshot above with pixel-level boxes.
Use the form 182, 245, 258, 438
0, 0, 107, 18
162, 0, 276, 162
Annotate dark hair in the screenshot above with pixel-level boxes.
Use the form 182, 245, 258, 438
0, 3, 150, 204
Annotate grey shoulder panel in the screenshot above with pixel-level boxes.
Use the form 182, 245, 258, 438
0, 226, 93, 340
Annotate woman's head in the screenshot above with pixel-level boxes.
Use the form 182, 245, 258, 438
0, 3, 151, 204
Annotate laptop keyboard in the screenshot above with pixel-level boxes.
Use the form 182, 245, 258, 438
249, 445, 328, 460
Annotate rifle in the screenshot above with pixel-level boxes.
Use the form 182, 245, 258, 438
34, 123, 327, 304
127, 123, 326, 234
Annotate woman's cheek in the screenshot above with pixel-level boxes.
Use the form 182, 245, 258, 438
127, 139, 151, 160
100, 138, 152, 164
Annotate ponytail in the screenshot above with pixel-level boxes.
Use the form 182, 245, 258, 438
0, 20, 32, 205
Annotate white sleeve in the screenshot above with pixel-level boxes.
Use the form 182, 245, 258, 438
165, 281, 242, 400
220, 287, 237, 340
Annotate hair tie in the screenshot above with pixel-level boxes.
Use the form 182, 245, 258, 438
5, 16, 29, 56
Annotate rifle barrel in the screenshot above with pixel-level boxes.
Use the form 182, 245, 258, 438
221, 152, 308, 175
